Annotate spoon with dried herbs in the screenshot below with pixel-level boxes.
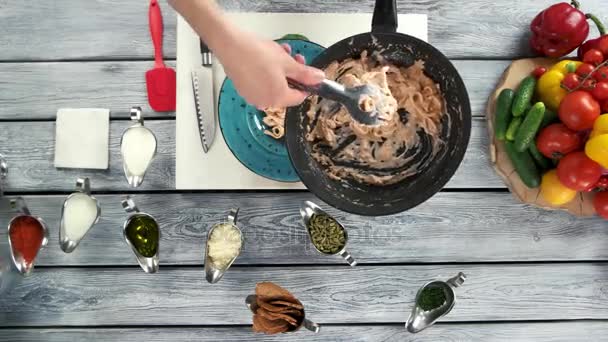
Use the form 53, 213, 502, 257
308, 213, 346, 254
300, 201, 357, 267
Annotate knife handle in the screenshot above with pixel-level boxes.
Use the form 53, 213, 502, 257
149, 0, 164, 68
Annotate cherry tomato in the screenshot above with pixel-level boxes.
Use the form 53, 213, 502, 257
587, 176, 608, 192
583, 49, 604, 66
598, 36, 608, 56
582, 78, 597, 91
592, 81, 608, 101
595, 176, 608, 191
556, 152, 602, 191
532, 67, 547, 79
593, 191, 608, 220
577, 63, 596, 78
561, 73, 581, 90
558, 91, 601, 131
593, 66, 608, 82
536, 123, 582, 159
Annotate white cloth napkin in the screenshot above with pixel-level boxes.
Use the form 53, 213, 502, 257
54, 108, 110, 169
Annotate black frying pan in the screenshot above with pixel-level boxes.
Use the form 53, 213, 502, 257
285, 0, 471, 216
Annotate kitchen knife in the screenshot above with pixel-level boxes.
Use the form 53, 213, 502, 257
191, 40, 216, 153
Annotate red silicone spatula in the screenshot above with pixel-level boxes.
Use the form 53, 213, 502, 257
145, 0, 176, 112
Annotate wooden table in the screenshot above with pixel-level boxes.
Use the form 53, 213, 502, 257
1, 1, 607, 341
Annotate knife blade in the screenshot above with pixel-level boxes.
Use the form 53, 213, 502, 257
191, 40, 216, 153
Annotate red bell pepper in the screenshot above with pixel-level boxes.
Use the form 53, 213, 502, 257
530, 0, 591, 58
577, 15, 607, 60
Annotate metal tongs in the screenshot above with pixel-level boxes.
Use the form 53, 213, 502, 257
287, 78, 384, 126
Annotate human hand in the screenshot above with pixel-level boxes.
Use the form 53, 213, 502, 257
217, 31, 325, 109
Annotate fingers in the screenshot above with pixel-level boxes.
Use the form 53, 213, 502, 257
280, 43, 292, 55
294, 54, 306, 65
279, 88, 310, 107
285, 60, 325, 86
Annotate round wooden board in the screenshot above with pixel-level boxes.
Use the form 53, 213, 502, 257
486, 58, 596, 217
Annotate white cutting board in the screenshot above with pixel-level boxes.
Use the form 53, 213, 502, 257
176, 13, 428, 190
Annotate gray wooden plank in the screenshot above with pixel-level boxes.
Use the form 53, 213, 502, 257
0, 118, 498, 191
0, 61, 176, 119
0, 192, 606, 266
2, 0, 606, 60
1, 322, 607, 342
0, 264, 606, 325
0, 60, 504, 120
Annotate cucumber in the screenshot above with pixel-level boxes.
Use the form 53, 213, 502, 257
505, 141, 541, 188
528, 141, 551, 170
540, 108, 558, 128
494, 88, 515, 141
506, 117, 523, 141
514, 102, 545, 152
512, 76, 537, 117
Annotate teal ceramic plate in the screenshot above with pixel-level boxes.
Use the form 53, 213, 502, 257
218, 39, 325, 182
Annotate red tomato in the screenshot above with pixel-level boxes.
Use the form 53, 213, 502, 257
593, 192, 608, 220
557, 152, 602, 191
532, 67, 547, 79
598, 36, 608, 56
577, 63, 596, 78
593, 66, 608, 82
558, 91, 601, 131
582, 78, 597, 91
561, 73, 581, 90
597, 176, 608, 190
536, 123, 582, 159
592, 81, 608, 101
587, 176, 608, 192
583, 49, 604, 66
603, 99, 608, 113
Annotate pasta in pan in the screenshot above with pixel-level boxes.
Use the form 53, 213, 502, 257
305, 51, 446, 186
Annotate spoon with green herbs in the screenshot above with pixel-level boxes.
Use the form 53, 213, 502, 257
405, 272, 466, 333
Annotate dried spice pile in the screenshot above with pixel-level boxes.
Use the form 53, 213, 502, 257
251, 282, 305, 334
308, 213, 346, 254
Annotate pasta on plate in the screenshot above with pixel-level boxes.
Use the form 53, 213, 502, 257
262, 107, 287, 139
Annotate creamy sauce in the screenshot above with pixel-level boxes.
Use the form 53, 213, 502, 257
121, 127, 156, 176
305, 51, 446, 185
63, 193, 98, 242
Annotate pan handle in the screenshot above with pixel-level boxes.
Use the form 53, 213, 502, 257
371, 0, 398, 33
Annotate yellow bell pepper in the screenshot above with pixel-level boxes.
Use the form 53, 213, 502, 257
585, 134, 608, 169
590, 114, 608, 138
537, 60, 582, 111
540, 170, 577, 206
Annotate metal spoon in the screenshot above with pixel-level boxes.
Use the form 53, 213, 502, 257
120, 106, 158, 188
0, 153, 7, 197
299, 201, 357, 266
204, 208, 242, 284
287, 78, 383, 126
121, 196, 159, 274
59, 177, 101, 253
7, 197, 49, 276
405, 272, 466, 333
245, 294, 320, 333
